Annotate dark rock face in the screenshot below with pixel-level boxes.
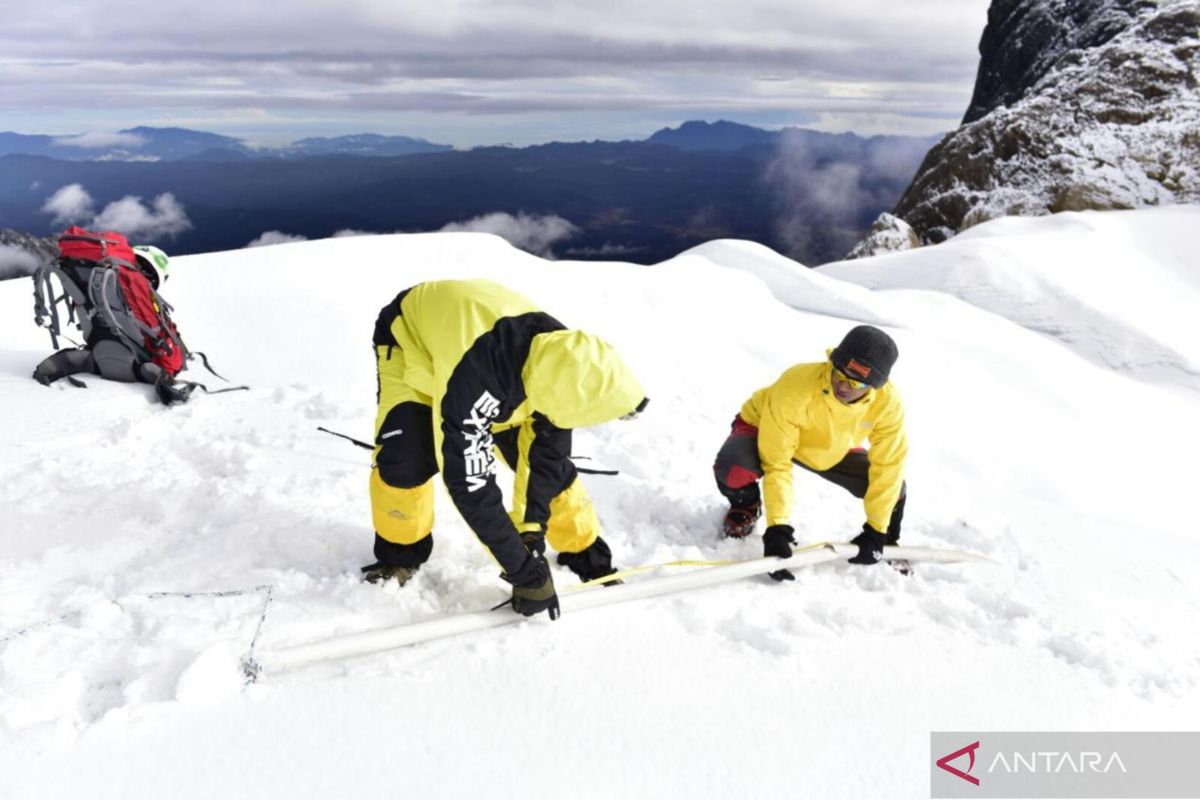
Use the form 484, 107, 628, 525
892, 0, 1200, 244
963, 0, 1153, 123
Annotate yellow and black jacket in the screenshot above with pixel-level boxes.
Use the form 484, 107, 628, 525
374, 279, 644, 575
739, 357, 907, 531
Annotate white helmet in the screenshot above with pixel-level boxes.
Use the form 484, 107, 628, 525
133, 244, 170, 289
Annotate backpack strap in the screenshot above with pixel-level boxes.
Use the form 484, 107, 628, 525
33, 263, 92, 349
169, 379, 250, 398
88, 267, 153, 359
192, 382, 250, 395
149, 286, 189, 360
32, 264, 61, 349
188, 351, 230, 380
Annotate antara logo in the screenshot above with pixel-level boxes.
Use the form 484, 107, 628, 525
937, 741, 981, 786
989, 751, 1127, 774
936, 741, 1129, 787
463, 390, 501, 492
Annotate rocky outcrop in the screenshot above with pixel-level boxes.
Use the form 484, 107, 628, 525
962, 0, 1155, 123
891, 0, 1200, 244
843, 213, 921, 259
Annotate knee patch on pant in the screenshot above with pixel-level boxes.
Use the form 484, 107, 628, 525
371, 469, 435, 545
722, 463, 760, 490
545, 477, 600, 554
713, 420, 763, 496
374, 401, 438, 488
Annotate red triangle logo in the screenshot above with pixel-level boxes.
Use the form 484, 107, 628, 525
936, 740, 981, 786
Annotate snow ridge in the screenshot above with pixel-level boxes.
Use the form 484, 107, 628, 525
2, 214, 1199, 798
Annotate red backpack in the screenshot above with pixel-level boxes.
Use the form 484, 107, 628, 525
33, 226, 188, 376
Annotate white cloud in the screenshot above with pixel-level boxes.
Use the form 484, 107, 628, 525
247, 231, 308, 247
439, 212, 579, 257
95, 153, 161, 162
41, 183, 191, 241
42, 184, 96, 225
52, 131, 147, 149
0, 1, 989, 143
0, 243, 41, 278
90, 193, 192, 240
766, 135, 870, 260
331, 229, 373, 238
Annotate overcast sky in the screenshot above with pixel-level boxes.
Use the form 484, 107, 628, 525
1, 0, 992, 148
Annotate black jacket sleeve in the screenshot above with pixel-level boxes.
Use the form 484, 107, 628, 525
520, 412, 578, 527
440, 369, 529, 577
438, 312, 567, 578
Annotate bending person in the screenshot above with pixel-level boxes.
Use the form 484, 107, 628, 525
364, 279, 648, 620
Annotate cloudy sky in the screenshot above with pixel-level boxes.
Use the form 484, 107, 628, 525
1, 0, 991, 148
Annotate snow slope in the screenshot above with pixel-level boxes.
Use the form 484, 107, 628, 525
2, 208, 1199, 799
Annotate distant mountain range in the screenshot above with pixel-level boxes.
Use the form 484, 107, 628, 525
0, 121, 939, 272
0, 127, 454, 161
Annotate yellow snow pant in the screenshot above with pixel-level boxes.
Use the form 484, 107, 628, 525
371, 346, 599, 555
370, 344, 437, 546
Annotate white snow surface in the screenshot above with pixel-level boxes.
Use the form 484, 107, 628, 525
2, 207, 1199, 798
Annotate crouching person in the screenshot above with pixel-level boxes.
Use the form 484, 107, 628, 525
712, 325, 908, 578
363, 279, 648, 620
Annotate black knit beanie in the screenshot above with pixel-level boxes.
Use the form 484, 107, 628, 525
830, 325, 898, 388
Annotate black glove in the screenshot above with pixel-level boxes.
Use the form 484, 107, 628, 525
763, 524, 796, 582
504, 550, 560, 620
849, 524, 887, 565
519, 531, 546, 558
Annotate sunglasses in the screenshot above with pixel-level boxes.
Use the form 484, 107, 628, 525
832, 366, 870, 391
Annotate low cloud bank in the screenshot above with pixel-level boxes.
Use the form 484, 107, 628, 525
247, 231, 308, 247
439, 212, 578, 258
0, 244, 41, 280
41, 183, 191, 241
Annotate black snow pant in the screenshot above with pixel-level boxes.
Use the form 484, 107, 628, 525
712, 415, 906, 542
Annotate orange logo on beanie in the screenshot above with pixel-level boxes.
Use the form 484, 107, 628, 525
846, 358, 872, 378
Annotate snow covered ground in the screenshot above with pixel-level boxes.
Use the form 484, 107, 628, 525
2, 207, 1198, 798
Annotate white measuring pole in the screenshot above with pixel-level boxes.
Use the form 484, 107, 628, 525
250, 544, 992, 679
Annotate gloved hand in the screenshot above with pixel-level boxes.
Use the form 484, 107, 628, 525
763, 524, 797, 582
519, 531, 546, 558
504, 550, 560, 620
849, 524, 887, 565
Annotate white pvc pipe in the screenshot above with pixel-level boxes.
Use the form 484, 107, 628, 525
250, 544, 993, 679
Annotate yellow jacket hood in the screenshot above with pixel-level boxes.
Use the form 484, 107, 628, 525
523, 330, 645, 429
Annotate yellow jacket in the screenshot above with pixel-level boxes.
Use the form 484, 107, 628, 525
389, 280, 644, 456
740, 357, 907, 531
385, 280, 644, 574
